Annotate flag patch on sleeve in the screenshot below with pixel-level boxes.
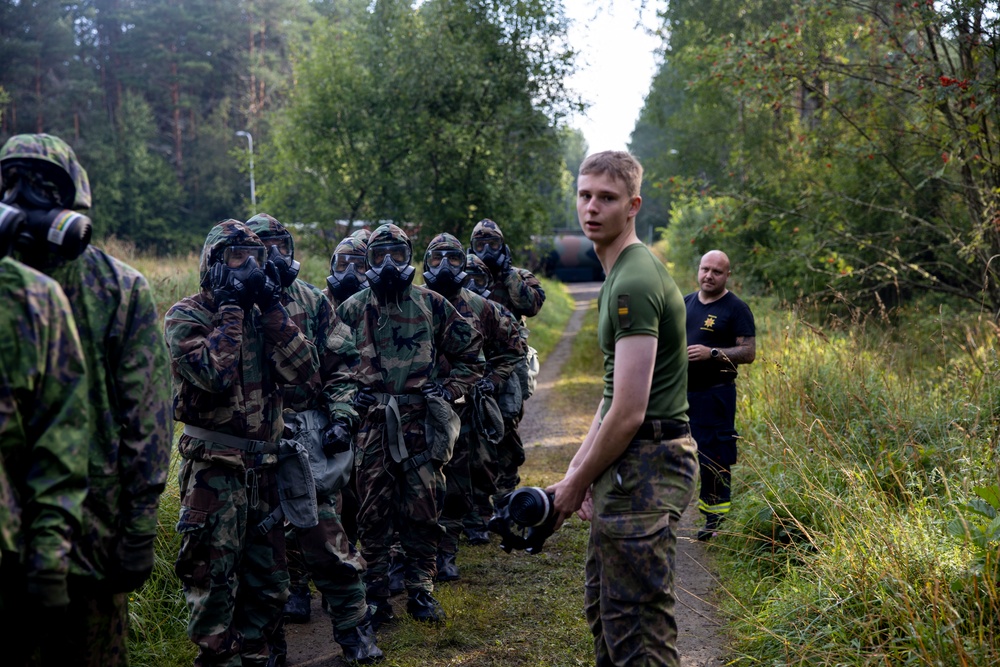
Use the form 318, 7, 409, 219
617, 294, 632, 329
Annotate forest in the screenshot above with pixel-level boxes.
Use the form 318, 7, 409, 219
4, 0, 998, 313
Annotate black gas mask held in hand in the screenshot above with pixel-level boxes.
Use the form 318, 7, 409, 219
267, 243, 300, 288
209, 249, 266, 310
488, 487, 558, 555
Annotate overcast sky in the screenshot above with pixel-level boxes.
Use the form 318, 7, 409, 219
563, 0, 665, 154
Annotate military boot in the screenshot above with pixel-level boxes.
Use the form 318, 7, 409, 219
367, 595, 395, 631
436, 550, 460, 582
406, 589, 446, 624
283, 584, 312, 624
463, 527, 490, 546
333, 610, 385, 665
697, 513, 724, 542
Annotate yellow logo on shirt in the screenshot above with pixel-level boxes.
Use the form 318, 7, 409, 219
701, 314, 716, 331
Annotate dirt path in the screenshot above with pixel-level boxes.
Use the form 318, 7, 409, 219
284, 282, 726, 665
521, 282, 726, 667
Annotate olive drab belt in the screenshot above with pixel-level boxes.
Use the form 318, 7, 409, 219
182, 424, 280, 454
371, 392, 432, 472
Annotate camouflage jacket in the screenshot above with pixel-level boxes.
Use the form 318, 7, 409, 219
444, 288, 526, 388
337, 284, 484, 399
41, 246, 173, 579
489, 266, 545, 322
0, 257, 88, 590
281, 279, 360, 428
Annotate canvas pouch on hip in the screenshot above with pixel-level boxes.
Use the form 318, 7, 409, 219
424, 394, 461, 465
276, 437, 319, 528
498, 373, 523, 419
284, 409, 354, 497
472, 387, 505, 445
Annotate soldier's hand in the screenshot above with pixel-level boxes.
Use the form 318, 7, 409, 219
108, 533, 156, 593
421, 381, 453, 402
323, 419, 353, 457
257, 260, 283, 310
497, 244, 513, 275
475, 377, 496, 395
353, 387, 377, 412
208, 262, 242, 309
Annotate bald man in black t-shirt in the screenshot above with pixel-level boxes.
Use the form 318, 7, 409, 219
685, 250, 756, 541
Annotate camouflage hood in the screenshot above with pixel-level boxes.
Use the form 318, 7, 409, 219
426, 232, 464, 256
349, 228, 372, 244
368, 223, 411, 254
471, 218, 504, 242
198, 219, 265, 287
335, 235, 368, 257
245, 212, 295, 258
0, 133, 92, 209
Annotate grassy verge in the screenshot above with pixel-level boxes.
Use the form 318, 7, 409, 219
714, 299, 1000, 665
524, 276, 575, 364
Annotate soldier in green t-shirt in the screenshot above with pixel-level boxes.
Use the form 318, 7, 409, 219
547, 151, 699, 667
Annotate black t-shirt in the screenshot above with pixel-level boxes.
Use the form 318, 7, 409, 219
685, 291, 755, 392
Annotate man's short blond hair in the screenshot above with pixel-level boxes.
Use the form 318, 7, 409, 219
578, 151, 644, 198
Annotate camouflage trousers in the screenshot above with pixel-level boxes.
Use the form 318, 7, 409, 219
285, 492, 368, 631
491, 414, 524, 508
0, 559, 125, 667
175, 455, 289, 667
584, 422, 698, 667
439, 407, 475, 554
465, 425, 499, 532
356, 416, 442, 599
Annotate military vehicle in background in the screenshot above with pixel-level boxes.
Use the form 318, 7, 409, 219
533, 232, 604, 282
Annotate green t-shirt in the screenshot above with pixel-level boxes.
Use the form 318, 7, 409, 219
598, 244, 688, 422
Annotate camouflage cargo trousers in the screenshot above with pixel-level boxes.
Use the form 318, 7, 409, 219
292, 492, 368, 630
584, 422, 698, 667
439, 405, 475, 554
175, 452, 289, 667
356, 410, 442, 599
491, 413, 524, 507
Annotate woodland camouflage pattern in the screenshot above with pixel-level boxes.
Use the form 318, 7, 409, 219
470, 219, 545, 321
424, 234, 526, 555
0, 134, 92, 209
245, 214, 368, 634
42, 244, 173, 582
165, 219, 318, 667
337, 223, 484, 598
585, 432, 698, 666
0, 257, 87, 607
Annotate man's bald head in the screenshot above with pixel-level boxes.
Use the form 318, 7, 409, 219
697, 250, 731, 300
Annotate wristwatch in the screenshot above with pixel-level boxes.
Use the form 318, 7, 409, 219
710, 348, 720, 358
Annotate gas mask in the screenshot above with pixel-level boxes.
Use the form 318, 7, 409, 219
470, 234, 506, 270
1, 169, 92, 268
488, 487, 558, 555
365, 242, 415, 296
206, 245, 267, 310
422, 247, 468, 297
327, 252, 368, 302
265, 238, 300, 288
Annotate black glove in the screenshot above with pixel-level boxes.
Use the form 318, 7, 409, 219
323, 419, 353, 456
108, 533, 156, 593
208, 262, 245, 309
475, 377, 496, 395
257, 260, 283, 311
497, 244, 513, 275
421, 381, 453, 402
354, 387, 377, 412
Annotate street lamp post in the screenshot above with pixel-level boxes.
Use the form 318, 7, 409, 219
235, 130, 256, 214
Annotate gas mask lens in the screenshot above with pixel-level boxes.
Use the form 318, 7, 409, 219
428, 249, 465, 269
368, 243, 410, 269
333, 253, 366, 275
472, 237, 502, 254
467, 272, 489, 289
262, 234, 292, 257
223, 245, 265, 269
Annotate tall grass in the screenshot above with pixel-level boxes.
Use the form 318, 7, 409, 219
716, 300, 1000, 665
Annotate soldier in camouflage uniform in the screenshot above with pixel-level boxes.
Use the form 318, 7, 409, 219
165, 219, 319, 667
0, 214, 89, 666
467, 219, 545, 541
421, 234, 525, 580
245, 214, 382, 665
1, 134, 173, 667
337, 224, 483, 626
